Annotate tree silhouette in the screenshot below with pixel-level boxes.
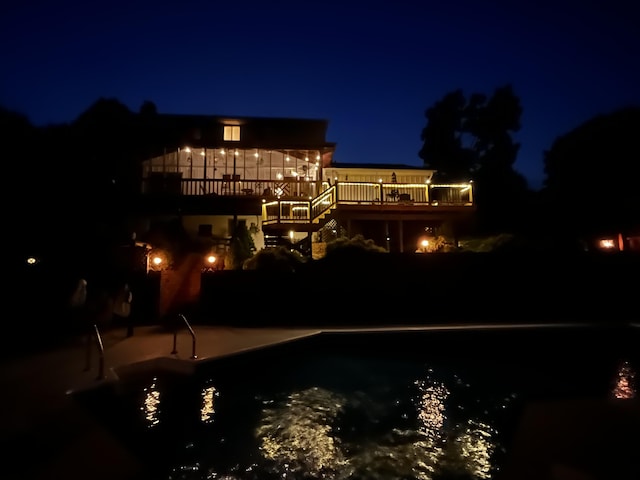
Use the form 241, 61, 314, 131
2, 106, 38, 253
542, 106, 640, 238
472, 85, 528, 233
1, 106, 35, 180
418, 89, 472, 181
243, 246, 305, 272
227, 221, 256, 270
139, 100, 158, 116
72, 97, 138, 199
419, 85, 529, 233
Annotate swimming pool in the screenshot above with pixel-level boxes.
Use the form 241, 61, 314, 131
76, 325, 638, 480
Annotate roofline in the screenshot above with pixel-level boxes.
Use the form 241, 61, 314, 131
328, 162, 432, 170
150, 113, 331, 124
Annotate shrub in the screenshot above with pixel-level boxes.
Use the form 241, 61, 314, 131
243, 246, 306, 272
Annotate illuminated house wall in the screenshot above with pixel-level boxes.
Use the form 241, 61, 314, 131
181, 214, 265, 250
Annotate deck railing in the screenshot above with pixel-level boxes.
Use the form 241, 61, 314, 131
143, 177, 321, 198
142, 177, 472, 204
142, 176, 473, 226
336, 181, 473, 205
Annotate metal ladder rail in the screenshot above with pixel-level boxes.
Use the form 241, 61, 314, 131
84, 324, 105, 380
171, 313, 198, 359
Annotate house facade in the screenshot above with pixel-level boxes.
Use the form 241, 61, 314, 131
135, 114, 475, 258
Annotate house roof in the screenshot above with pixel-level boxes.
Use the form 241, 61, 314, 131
328, 162, 431, 170
140, 113, 337, 153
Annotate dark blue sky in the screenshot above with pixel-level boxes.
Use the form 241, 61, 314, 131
2, 0, 639, 189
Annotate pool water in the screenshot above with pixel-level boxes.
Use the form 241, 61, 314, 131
76, 326, 638, 480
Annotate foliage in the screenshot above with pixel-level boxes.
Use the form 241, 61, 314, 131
419, 85, 523, 181
458, 233, 568, 253
418, 89, 473, 180
139, 218, 191, 266
419, 85, 530, 234
227, 221, 256, 270
243, 246, 306, 272
542, 106, 640, 236
418, 235, 449, 253
458, 234, 520, 252
324, 234, 387, 258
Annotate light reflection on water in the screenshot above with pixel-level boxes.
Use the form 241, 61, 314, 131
611, 360, 636, 399
134, 342, 637, 480
257, 387, 349, 477
247, 368, 502, 480
141, 376, 160, 428
201, 385, 218, 423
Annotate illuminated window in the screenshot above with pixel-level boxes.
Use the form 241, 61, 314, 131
223, 125, 240, 141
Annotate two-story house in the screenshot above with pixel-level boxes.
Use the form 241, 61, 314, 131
135, 113, 475, 258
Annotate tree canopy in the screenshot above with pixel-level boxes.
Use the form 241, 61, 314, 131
542, 106, 640, 236
419, 85, 530, 234
419, 85, 523, 181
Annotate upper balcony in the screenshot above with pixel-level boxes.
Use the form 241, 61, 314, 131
140, 146, 474, 228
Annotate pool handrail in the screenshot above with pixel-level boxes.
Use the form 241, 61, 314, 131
84, 324, 105, 380
171, 313, 198, 359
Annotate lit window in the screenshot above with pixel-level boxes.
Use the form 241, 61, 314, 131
223, 125, 240, 141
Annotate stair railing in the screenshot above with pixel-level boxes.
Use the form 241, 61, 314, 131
171, 313, 197, 359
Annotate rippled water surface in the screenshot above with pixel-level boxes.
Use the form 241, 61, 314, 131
78, 327, 638, 480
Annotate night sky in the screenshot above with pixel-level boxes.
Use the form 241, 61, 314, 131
2, 0, 639, 189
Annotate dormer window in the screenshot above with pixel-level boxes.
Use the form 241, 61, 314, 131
223, 125, 240, 141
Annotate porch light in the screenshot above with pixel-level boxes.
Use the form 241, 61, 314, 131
599, 239, 616, 250
147, 250, 167, 272
206, 254, 217, 265
26, 256, 38, 265
417, 237, 433, 253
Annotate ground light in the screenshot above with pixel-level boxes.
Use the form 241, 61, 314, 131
203, 254, 219, 272
147, 250, 167, 272
416, 237, 431, 253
